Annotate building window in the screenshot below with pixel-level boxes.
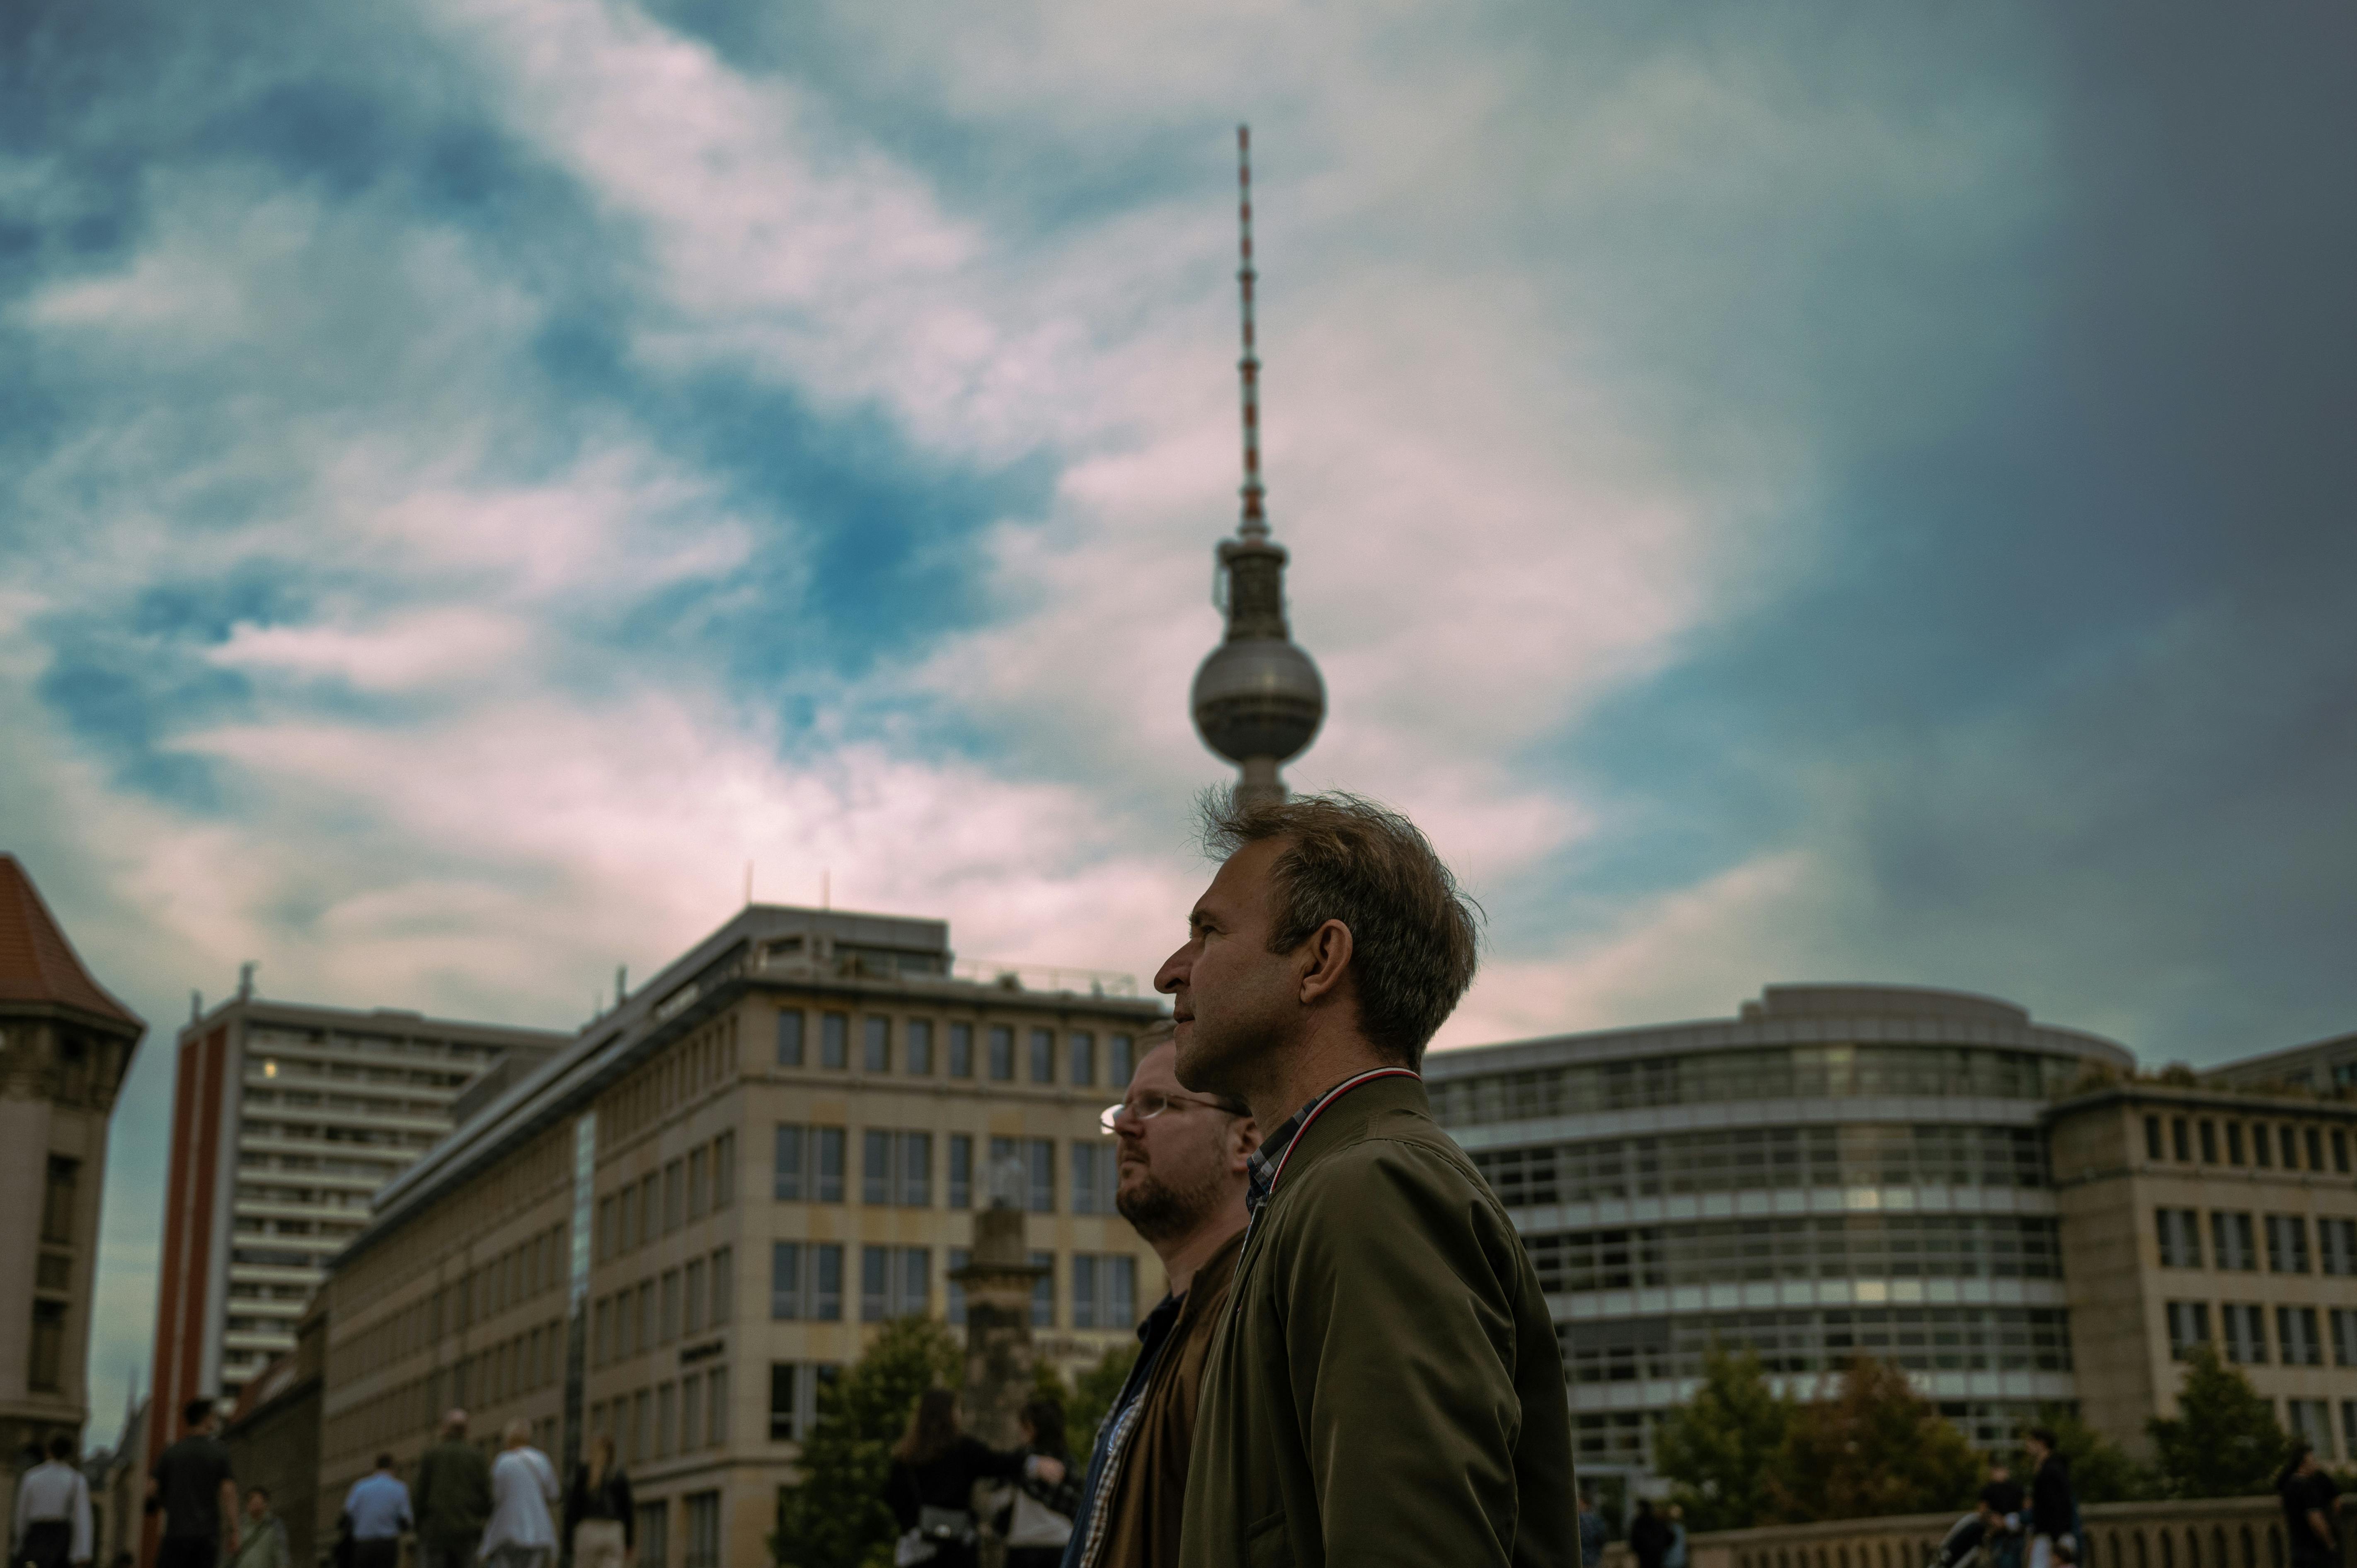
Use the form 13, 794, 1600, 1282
710, 1247, 733, 1325
637, 1282, 654, 1353
41, 1157, 78, 1245
948, 1135, 972, 1211
2210, 1211, 2257, 1271
2280, 1307, 2324, 1367
665, 1160, 686, 1231
860, 1246, 931, 1321
661, 1270, 681, 1343
630, 1390, 650, 1466
2165, 1301, 2210, 1361
2221, 1302, 2267, 1365
2346, 1402, 2357, 1464
28, 1301, 65, 1391
990, 1137, 1054, 1212
2333, 1308, 2357, 1367
864, 1016, 891, 1074
2305, 1126, 2324, 1171
684, 1492, 720, 1568
2143, 1116, 2162, 1160
1030, 1028, 1056, 1084
640, 1174, 659, 1244
2171, 1118, 2190, 1161
2320, 1218, 2357, 1277
1072, 1254, 1139, 1330
821, 1013, 848, 1070
2266, 1214, 2311, 1274
2156, 1209, 2202, 1268
2288, 1399, 2334, 1459
777, 1010, 804, 1068
2338, 1130, 2352, 1174
681, 1374, 702, 1453
988, 1026, 1015, 1081
947, 1247, 970, 1326
774, 1125, 845, 1203
688, 1148, 709, 1218
2198, 1121, 2217, 1163
1071, 1143, 1113, 1215
769, 1362, 837, 1442
1030, 1251, 1055, 1328
637, 1503, 668, 1568
707, 1366, 727, 1448
862, 1131, 932, 1207
906, 1020, 934, 1075
2225, 1123, 2245, 1165
1071, 1032, 1096, 1087
713, 1132, 734, 1208
950, 1023, 974, 1078
1110, 1034, 1135, 1089
2254, 1124, 2273, 1168
771, 1242, 843, 1321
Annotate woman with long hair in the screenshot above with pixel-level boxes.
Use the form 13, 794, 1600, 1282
562, 1435, 634, 1568
885, 1390, 1063, 1568
1002, 1397, 1082, 1568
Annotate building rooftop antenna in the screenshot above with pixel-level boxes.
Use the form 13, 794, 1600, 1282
1237, 124, 1267, 542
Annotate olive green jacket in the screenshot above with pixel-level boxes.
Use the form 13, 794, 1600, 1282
1177, 1073, 1575, 1568
414, 1439, 493, 1551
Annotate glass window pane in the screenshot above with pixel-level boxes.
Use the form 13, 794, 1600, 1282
776, 1010, 804, 1068
1071, 1031, 1095, 1086
906, 1020, 934, 1075
988, 1026, 1014, 1081
821, 1013, 848, 1070
816, 1129, 845, 1204
864, 1016, 890, 1074
1030, 1028, 1055, 1084
950, 1023, 974, 1078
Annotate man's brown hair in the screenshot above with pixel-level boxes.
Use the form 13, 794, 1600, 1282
1202, 790, 1480, 1067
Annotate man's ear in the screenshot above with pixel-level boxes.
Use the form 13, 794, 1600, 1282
1295, 919, 1353, 1006
1228, 1118, 1262, 1171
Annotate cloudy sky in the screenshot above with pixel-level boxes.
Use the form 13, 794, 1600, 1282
6, 0, 2352, 1434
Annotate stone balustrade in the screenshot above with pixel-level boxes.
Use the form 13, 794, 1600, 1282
1601, 1496, 2332, 1568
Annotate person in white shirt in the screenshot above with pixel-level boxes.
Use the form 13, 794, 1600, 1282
13, 1434, 94, 1568
478, 1423, 560, 1568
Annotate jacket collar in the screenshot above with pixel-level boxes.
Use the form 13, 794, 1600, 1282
1245, 1068, 1428, 1216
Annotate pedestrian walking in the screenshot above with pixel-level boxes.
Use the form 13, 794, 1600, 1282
1629, 1501, 1673, 1568
1003, 1399, 1081, 1568
13, 1433, 92, 1568
1163, 792, 1576, 1568
1576, 1495, 1606, 1568
478, 1423, 559, 1568
1059, 1025, 1259, 1568
148, 1400, 240, 1568
1664, 1504, 1689, 1568
2023, 1428, 2077, 1568
1980, 1464, 2025, 1568
2279, 1442, 2341, 1568
225, 1490, 287, 1568
342, 1454, 411, 1568
414, 1411, 493, 1568
562, 1436, 634, 1568
885, 1390, 1063, 1568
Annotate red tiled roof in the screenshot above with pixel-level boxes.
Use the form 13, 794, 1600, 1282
0, 854, 143, 1028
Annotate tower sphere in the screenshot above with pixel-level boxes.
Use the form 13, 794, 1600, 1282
1191, 634, 1325, 765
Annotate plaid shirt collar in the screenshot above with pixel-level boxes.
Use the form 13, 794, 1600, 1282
1243, 1067, 1422, 1217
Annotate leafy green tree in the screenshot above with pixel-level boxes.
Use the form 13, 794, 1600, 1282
1764, 1357, 1982, 1523
1066, 1343, 1139, 1460
773, 1316, 962, 1568
2018, 1407, 2155, 1504
2147, 1344, 2287, 1498
1653, 1344, 1795, 1532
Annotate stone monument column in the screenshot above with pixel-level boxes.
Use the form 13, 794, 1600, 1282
950, 1158, 1049, 1568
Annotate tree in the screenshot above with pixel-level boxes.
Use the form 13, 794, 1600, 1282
2020, 1407, 2154, 1505
773, 1315, 962, 1568
1764, 1357, 1982, 1523
1066, 1343, 1139, 1461
1653, 1344, 1796, 1532
2147, 1344, 2287, 1499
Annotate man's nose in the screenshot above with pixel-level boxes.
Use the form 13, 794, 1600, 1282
1154, 946, 1189, 995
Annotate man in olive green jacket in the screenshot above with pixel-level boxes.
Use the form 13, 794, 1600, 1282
1158, 792, 1575, 1568
413, 1410, 492, 1568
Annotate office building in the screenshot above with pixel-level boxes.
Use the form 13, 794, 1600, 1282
2202, 1029, 2357, 1096
1426, 984, 2132, 1498
317, 904, 1162, 1568
0, 855, 144, 1539
144, 987, 566, 1474
2045, 1081, 2357, 1461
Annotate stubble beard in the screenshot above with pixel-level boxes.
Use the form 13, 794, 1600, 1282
1115, 1157, 1228, 1246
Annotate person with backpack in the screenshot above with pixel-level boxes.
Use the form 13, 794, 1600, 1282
1003, 1399, 1083, 1568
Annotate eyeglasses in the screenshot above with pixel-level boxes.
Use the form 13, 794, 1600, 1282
1099, 1089, 1247, 1134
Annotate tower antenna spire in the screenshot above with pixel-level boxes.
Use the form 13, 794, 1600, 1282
1236, 124, 1267, 541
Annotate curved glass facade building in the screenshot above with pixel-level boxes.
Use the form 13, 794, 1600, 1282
1426, 985, 2134, 1496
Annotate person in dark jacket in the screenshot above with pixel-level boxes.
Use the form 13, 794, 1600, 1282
1003, 1399, 1083, 1568
2024, 1428, 2076, 1568
885, 1391, 1065, 1568
412, 1410, 492, 1568
1164, 794, 1577, 1568
1628, 1501, 1674, 1568
2279, 1442, 2341, 1568
562, 1436, 634, 1568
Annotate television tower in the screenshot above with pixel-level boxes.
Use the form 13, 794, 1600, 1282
1190, 125, 1325, 809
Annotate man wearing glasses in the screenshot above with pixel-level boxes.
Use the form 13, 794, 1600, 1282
1060, 1021, 1258, 1568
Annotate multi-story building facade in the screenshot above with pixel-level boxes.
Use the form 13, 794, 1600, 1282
2202, 1029, 2357, 1096
1425, 984, 2133, 1503
0, 855, 143, 1543
318, 905, 1161, 1568
2044, 1082, 2357, 1462
145, 987, 566, 1487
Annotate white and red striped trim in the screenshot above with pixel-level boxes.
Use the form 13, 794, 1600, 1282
1263, 1065, 1422, 1196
